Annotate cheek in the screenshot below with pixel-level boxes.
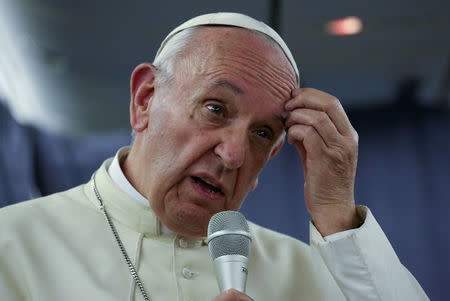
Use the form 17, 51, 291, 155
149, 108, 192, 154
248, 144, 273, 173
225, 154, 269, 211
148, 122, 214, 187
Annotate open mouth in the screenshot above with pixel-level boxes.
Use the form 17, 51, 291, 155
191, 176, 222, 194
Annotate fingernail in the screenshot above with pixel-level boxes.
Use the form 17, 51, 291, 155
291, 88, 301, 98
285, 100, 292, 110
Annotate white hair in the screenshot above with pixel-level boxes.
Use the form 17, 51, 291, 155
130, 27, 198, 143
130, 26, 283, 144
152, 27, 199, 87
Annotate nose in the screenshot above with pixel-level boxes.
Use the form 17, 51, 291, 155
214, 128, 247, 170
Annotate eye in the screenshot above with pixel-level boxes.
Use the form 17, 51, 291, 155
254, 127, 273, 140
206, 103, 225, 116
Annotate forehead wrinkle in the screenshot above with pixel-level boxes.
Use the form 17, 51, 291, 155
219, 48, 295, 98
221, 54, 295, 101
205, 69, 288, 123
235, 43, 295, 81
181, 27, 296, 101
198, 66, 287, 123
205, 64, 290, 104
209, 79, 244, 95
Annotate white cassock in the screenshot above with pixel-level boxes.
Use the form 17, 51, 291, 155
0, 147, 428, 300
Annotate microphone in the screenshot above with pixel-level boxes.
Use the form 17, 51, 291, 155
207, 211, 252, 293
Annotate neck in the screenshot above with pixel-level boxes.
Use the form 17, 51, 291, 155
122, 144, 143, 197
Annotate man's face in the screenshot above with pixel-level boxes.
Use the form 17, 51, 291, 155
130, 27, 296, 236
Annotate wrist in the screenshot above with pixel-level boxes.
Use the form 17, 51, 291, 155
310, 203, 361, 237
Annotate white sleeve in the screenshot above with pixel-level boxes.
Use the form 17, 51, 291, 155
324, 228, 358, 242
310, 206, 429, 300
0, 240, 29, 301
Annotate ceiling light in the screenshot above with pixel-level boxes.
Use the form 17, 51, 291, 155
326, 16, 363, 36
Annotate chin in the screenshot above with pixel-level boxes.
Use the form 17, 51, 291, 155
167, 203, 212, 237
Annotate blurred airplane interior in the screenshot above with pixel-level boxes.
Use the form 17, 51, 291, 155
0, 1, 448, 299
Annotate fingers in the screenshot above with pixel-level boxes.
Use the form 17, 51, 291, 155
212, 289, 254, 301
287, 125, 307, 175
285, 108, 340, 147
287, 124, 326, 161
283, 88, 359, 233
285, 88, 354, 137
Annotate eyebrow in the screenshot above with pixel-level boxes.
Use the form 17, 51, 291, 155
209, 79, 244, 95
209, 79, 286, 129
276, 114, 287, 130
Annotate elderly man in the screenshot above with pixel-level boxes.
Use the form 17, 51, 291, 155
0, 13, 427, 301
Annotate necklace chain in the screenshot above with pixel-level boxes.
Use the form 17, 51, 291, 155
92, 175, 150, 301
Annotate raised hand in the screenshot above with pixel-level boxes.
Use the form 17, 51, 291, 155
285, 88, 361, 236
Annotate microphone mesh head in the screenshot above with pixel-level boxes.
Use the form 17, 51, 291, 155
207, 211, 251, 260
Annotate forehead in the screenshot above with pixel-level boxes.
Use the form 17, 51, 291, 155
174, 26, 297, 102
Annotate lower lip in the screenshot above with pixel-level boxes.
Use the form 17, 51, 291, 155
189, 177, 225, 202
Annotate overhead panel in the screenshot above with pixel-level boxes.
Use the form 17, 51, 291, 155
280, 0, 450, 106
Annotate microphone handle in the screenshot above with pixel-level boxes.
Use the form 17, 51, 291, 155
213, 255, 249, 293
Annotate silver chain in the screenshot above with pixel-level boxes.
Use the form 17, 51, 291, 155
92, 175, 150, 301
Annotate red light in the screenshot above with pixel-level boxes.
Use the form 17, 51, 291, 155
326, 16, 363, 36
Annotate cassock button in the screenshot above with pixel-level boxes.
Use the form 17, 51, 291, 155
182, 267, 198, 279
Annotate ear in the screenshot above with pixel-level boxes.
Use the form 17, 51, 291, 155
129, 63, 157, 133
251, 177, 259, 191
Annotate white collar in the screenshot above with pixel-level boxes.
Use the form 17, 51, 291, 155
108, 147, 173, 235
